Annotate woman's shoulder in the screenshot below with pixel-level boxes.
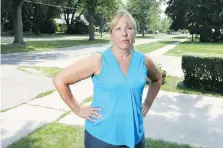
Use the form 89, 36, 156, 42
133, 49, 147, 59
90, 48, 111, 75
133, 49, 153, 68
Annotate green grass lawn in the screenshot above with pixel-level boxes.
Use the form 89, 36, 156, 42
165, 41, 223, 57
1, 39, 109, 54
135, 40, 177, 53
32, 89, 56, 100
147, 75, 223, 98
172, 36, 190, 39
8, 122, 195, 148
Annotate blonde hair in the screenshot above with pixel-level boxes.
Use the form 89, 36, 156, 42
109, 9, 137, 37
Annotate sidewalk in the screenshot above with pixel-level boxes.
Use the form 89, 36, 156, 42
1, 65, 54, 110
1, 36, 185, 110
1, 77, 223, 148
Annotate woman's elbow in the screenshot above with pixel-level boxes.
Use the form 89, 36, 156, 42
52, 75, 64, 87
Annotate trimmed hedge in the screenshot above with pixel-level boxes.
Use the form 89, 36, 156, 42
182, 55, 223, 93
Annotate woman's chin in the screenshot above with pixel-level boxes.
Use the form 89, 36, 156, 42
118, 44, 132, 50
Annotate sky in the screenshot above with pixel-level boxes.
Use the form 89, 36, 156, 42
160, 2, 168, 18
122, 0, 168, 18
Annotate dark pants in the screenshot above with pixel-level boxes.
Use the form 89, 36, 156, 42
84, 129, 145, 148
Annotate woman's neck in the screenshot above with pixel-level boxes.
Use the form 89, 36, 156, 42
111, 45, 133, 60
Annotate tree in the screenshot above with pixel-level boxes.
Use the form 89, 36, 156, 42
95, 0, 119, 37
22, 0, 62, 34
159, 17, 171, 33
127, 0, 161, 36
63, 0, 83, 34
84, 0, 119, 40
165, 0, 223, 42
12, 0, 25, 45
1, 0, 12, 32
146, 3, 162, 33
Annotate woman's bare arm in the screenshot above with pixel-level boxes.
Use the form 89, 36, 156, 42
142, 55, 162, 117
52, 53, 102, 122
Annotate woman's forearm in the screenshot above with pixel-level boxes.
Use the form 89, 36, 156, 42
52, 78, 81, 114
144, 79, 162, 110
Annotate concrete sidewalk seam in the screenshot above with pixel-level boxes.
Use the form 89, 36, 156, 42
25, 103, 68, 112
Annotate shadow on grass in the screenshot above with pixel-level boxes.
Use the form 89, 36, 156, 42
178, 41, 223, 46
1, 44, 36, 54
158, 40, 178, 44
172, 36, 189, 39
136, 35, 155, 39
146, 76, 223, 98
1, 33, 89, 38
1, 39, 109, 65
177, 81, 223, 97
1, 39, 109, 54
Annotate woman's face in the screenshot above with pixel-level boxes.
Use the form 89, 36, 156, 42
111, 16, 135, 50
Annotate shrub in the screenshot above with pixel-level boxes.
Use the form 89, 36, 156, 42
40, 20, 57, 34
56, 24, 67, 33
182, 55, 223, 93
66, 18, 88, 34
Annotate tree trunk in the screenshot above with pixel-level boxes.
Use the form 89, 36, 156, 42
213, 27, 220, 42
33, 3, 40, 35
192, 34, 194, 42
200, 24, 211, 42
100, 15, 104, 38
88, 9, 95, 41
12, 0, 25, 45
142, 23, 145, 37
1, 0, 12, 32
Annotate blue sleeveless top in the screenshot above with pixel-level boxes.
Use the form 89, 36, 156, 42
85, 47, 148, 148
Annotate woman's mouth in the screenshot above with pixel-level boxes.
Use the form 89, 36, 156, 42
120, 40, 129, 43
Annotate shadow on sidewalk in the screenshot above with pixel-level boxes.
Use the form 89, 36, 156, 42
144, 92, 223, 148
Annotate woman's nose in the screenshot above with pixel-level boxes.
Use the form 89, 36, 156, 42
121, 28, 128, 37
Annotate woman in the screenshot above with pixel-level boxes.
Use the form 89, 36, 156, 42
53, 9, 162, 148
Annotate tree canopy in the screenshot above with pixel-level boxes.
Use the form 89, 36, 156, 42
165, 0, 223, 42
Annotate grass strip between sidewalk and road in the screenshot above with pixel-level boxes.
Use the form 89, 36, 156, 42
7, 122, 195, 148
17, 66, 61, 77
1, 39, 109, 54
32, 89, 56, 100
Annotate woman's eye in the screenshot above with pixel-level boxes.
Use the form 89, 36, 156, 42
128, 27, 132, 30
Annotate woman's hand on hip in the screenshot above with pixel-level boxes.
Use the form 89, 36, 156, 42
142, 103, 150, 118
76, 107, 101, 122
